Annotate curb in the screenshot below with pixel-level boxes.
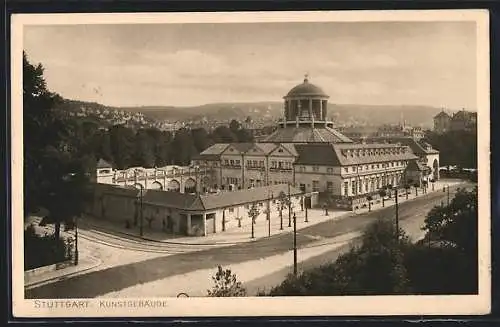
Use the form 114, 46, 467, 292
25, 254, 103, 290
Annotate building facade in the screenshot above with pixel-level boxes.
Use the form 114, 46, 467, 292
434, 109, 477, 134
192, 76, 437, 210
94, 76, 440, 215
86, 183, 306, 237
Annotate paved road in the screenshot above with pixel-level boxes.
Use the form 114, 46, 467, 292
25, 184, 468, 299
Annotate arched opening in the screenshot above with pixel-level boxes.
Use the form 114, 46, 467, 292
433, 159, 439, 180
167, 179, 181, 192
184, 178, 197, 194
150, 181, 163, 190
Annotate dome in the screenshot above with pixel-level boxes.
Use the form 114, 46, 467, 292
285, 76, 329, 98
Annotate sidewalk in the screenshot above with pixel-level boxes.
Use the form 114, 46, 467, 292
24, 251, 102, 289
79, 179, 468, 246
80, 208, 350, 246
351, 178, 466, 216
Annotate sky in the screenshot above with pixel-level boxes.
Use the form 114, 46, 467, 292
23, 21, 477, 109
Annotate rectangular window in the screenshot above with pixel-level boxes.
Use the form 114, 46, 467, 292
327, 181, 333, 193
313, 166, 319, 172
247, 160, 251, 167
271, 161, 277, 168
327, 167, 334, 174
229, 207, 234, 213
224, 160, 229, 166
352, 181, 357, 195
344, 167, 349, 173
312, 180, 320, 192
352, 167, 356, 172
236, 160, 240, 166
358, 182, 362, 193
230, 160, 234, 165
343, 182, 349, 196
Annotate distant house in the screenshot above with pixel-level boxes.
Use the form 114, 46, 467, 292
433, 110, 452, 134
450, 109, 477, 132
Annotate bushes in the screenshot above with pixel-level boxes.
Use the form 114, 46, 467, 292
24, 224, 74, 271
207, 265, 246, 297
263, 205, 477, 296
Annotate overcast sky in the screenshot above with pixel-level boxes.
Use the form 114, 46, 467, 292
23, 21, 477, 109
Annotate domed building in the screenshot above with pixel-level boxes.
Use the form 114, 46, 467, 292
89, 75, 439, 238
189, 75, 439, 211
264, 75, 353, 143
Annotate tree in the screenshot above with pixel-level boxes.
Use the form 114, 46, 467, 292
367, 195, 373, 212
266, 219, 411, 296
422, 187, 477, 254
211, 126, 238, 143
247, 202, 260, 239
276, 191, 289, 230
378, 188, 387, 207
24, 52, 91, 241
413, 182, 420, 196
229, 119, 241, 133
404, 183, 411, 200
235, 128, 254, 143
109, 125, 135, 169
207, 265, 247, 297
170, 128, 197, 165
191, 128, 212, 153
133, 129, 156, 168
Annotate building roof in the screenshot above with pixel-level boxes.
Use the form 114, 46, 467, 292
452, 110, 477, 121
96, 158, 113, 169
198, 143, 229, 156
407, 160, 425, 172
332, 145, 418, 166
294, 143, 341, 166
359, 137, 439, 155
200, 184, 302, 210
434, 111, 451, 119
140, 184, 303, 212
263, 126, 353, 143
284, 76, 329, 98
293, 143, 418, 167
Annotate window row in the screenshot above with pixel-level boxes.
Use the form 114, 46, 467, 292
343, 161, 408, 173
341, 147, 407, 157
297, 166, 334, 174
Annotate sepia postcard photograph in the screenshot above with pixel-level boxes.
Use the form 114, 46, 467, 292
10, 9, 491, 318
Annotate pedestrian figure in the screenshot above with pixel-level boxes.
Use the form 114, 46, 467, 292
162, 218, 166, 232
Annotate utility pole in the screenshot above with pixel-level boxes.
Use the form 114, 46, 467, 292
293, 212, 297, 276
447, 185, 450, 206
268, 190, 272, 237
395, 188, 399, 240
74, 215, 79, 265
140, 186, 144, 237
305, 195, 309, 223
288, 183, 292, 227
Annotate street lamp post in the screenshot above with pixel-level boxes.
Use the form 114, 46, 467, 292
74, 215, 79, 266
288, 183, 292, 228
139, 186, 144, 237
395, 188, 399, 240
293, 212, 297, 276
